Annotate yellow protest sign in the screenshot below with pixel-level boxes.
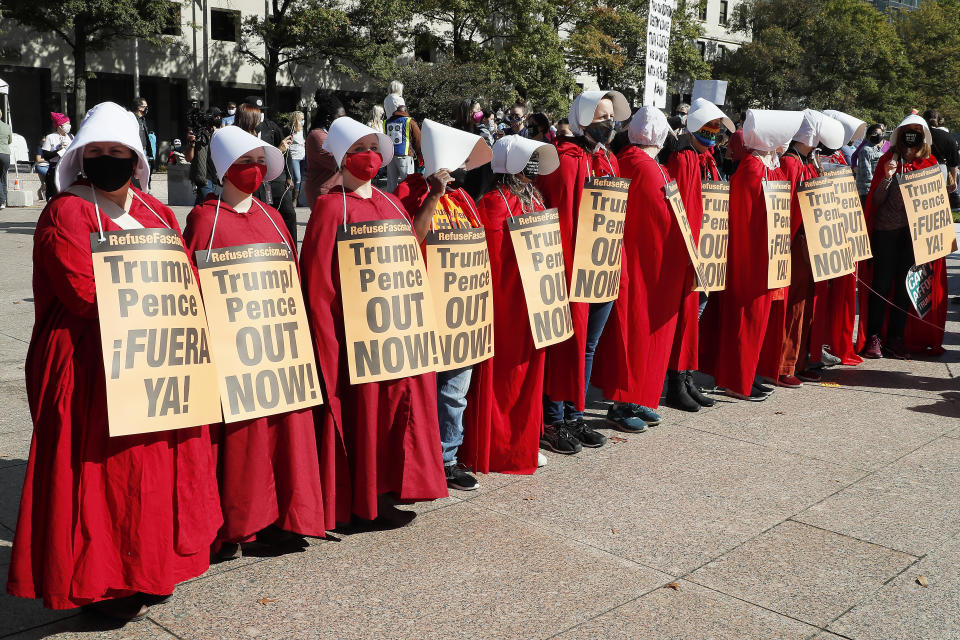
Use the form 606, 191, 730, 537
763, 181, 792, 289
698, 180, 729, 292
336, 219, 439, 384
90, 229, 221, 436
195, 243, 322, 423
424, 227, 494, 371
664, 180, 707, 290
797, 175, 856, 282
508, 208, 574, 349
569, 176, 629, 303
899, 165, 958, 265
822, 168, 872, 261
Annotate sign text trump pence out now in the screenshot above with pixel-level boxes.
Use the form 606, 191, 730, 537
797, 175, 855, 282
508, 208, 574, 349
195, 243, 322, 423
91, 228, 221, 436
337, 219, 439, 384
569, 176, 629, 303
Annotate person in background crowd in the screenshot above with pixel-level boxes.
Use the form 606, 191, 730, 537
924, 109, 959, 203
131, 97, 153, 190
221, 101, 237, 127
0, 108, 11, 209
526, 113, 552, 143
394, 119, 492, 490
289, 111, 306, 206
454, 99, 494, 200
594, 107, 706, 423
662, 97, 733, 410
40, 112, 73, 199
504, 103, 528, 137
856, 124, 886, 205
723, 113, 747, 177
484, 111, 499, 142
300, 116, 447, 529
462, 135, 560, 474
538, 89, 631, 448
388, 80, 404, 96
384, 93, 421, 191
34, 142, 50, 200
183, 126, 328, 558
699, 109, 804, 401
859, 114, 945, 359
367, 104, 385, 132
168, 138, 188, 165
555, 118, 574, 139
304, 92, 346, 208
7, 101, 222, 619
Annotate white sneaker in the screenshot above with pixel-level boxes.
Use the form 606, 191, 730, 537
537, 452, 547, 467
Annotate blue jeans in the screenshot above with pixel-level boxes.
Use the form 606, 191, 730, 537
295, 159, 307, 206
543, 300, 613, 424
437, 366, 472, 466
196, 179, 218, 204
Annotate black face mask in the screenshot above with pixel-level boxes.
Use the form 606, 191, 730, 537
901, 130, 923, 148
522, 158, 540, 180
868, 133, 883, 145
584, 120, 615, 145
83, 155, 136, 192
450, 168, 468, 186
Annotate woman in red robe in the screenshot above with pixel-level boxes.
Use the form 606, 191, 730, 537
461, 136, 561, 475
856, 115, 945, 358
663, 97, 733, 410
7, 102, 222, 619
593, 107, 695, 414
300, 117, 447, 528
699, 109, 804, 400
182, 127, 327, 555
536, 90, 632, 448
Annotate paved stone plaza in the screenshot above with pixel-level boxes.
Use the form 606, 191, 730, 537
0, 205, 957, 639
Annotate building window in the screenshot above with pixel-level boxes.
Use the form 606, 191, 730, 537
161, 1, 181, 36
698, 0, 708, 21
697, 41, 706, 59
211, 9, 240, 42
719, 0, 728, 24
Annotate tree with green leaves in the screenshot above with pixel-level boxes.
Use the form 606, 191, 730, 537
4, 0, 174, 119
669, 0, 711, 99
894, 0, 960, 124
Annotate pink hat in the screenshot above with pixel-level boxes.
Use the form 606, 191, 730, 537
50, 112, 70, 127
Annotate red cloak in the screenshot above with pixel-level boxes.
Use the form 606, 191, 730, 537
300, 187, 447, 524
182, 195, 328, 539
460, 187, 546, 475
536, 140, 620, 409
665, 139, 720, 371
699, 155, 784, 395
8, 186, 222, 609
854, 152, 946, 355
593, 150, 686, 408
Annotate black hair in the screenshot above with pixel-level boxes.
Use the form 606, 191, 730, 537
454, 99, 476, 131
867, 123, 884, 137
312, 92, 344, 130
483, 173, 543, 209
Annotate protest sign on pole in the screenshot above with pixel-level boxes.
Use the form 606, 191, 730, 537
664, 180, 707, 289
336, 219, 439, 384
797, 175, 856, 282
569, 176, 630, 303
91, 229, 221, 436
195, 243, 322, 423
698, 180, 730, 292
763, 181, 793, 289
508, 208, 574, 349
905, 263, 934, 318
424, 227, 494, 371
643, 0, 676, 108
898, 165, 958, 265
822, 168, 872, 261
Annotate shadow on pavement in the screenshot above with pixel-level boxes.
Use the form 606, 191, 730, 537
0, 222, 37, 236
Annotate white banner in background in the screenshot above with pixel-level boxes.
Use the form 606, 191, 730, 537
643, 0, 676, 109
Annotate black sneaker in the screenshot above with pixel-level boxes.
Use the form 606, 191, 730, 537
445, 464, 479, 491
565, 418, 607, 448
540, 422, 583, 455
752, 380, 775, 395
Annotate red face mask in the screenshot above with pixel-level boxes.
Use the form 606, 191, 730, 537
343, 150, 381, 181
225, 162, 267, 193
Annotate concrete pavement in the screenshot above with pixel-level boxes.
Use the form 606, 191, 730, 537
0, 205, 958, 639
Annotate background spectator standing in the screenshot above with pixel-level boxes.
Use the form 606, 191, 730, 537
241, 96, 297, 241
504, 103, 527, 137
303, 92, 345, 208
924, 109, 959, 208
384, 92, 421, 191
40, 112, 72, 200
856, 124, 886, 205
132, 97, 154, 190
0, 108, 11, 209
221, 101, 237, 127
453, 98, 492, 200
289, 111, 306, 206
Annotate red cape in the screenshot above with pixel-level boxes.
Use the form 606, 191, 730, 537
593, 151, 686, 407
183, 196, 328, 538
536, 140, 620, 409
666, 143, 720, 370
854, 152, 946, 354
699, 155, 784, 394
8, 187, 222, 609
460, 188, 545, 474
300, 187, 447, 524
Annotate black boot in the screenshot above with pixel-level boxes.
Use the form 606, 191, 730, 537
666, 370, 700, 412
684, 371, 716, 407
